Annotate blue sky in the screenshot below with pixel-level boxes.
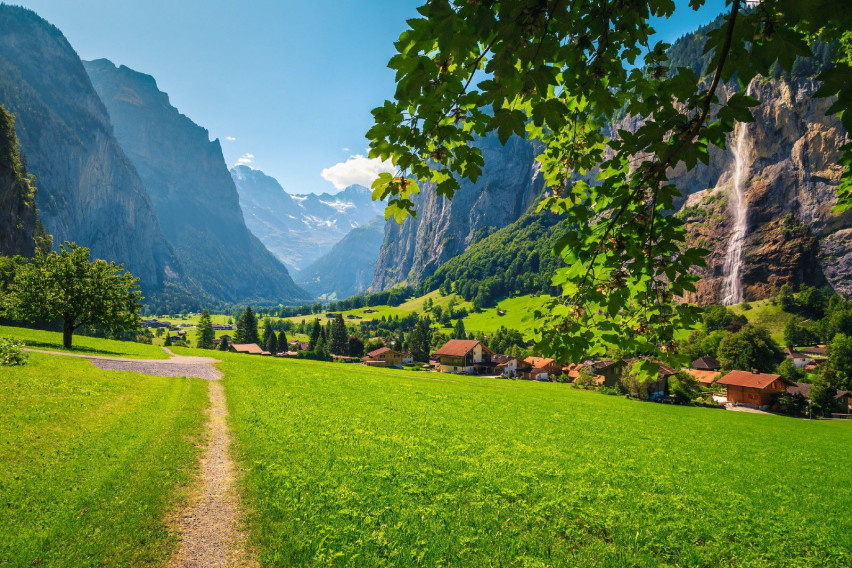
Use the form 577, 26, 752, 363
11, 0, 727, 194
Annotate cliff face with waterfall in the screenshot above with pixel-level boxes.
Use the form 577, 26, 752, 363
678, 78, 852, 304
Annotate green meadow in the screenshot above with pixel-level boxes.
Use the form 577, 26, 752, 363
221, 354, 852, 567
0, 324, 170, 359
0, 351, 208, 566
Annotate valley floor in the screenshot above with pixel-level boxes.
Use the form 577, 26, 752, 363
1, 327, 850, 566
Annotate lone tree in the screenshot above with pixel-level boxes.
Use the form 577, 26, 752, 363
278, 330, 288, 351
196, 309, 215, 349
368, 0, 852, 365
2, 242, 141, 349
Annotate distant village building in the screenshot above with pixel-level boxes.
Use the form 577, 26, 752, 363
229, 343, 270, 355
717, 370, 794, 410
433, 339, 495, 374
492, 354, 520, 377
288, 340, 309, 351
683, 368, 721, 387
788, 382, 852, 414
523, 356, 561, 381
364, 347, 403, 367
691, 355, 721, 372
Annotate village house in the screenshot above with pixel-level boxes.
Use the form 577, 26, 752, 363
433, 339, 495, 374
717, 370, 795, 410
683, 368, 721, 387
624, 359, 678, 399
589, 360, 627, 387
229, 343, 270, 356
401, 352, 414, 364
691, 355, 721, 371
288, 340, 309, 351
331, 354, 357, 363
363, 347, 403, 367
523, 356, 561, 381
788, 382, 852, 414
492, 354, 524, 377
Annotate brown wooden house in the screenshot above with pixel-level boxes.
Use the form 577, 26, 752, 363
433, 339, 495, 374
717, 370, 795, 409
523, 356, 562, 380
363, 347, 403, 367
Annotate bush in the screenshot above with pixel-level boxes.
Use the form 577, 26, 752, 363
0, 336, 27, 366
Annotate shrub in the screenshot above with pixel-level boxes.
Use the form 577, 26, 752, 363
0, 336, 27, 366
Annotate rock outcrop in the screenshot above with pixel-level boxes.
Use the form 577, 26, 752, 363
84, 59, 311, 305
679, 78, 852, 303
0, 104, 40, 257
0, 6, 176, 288
371, 133, 544, 290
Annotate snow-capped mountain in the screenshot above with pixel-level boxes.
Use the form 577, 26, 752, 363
230, 165, 386, 271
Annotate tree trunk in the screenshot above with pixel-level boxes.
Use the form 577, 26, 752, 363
63, 318, 74, 349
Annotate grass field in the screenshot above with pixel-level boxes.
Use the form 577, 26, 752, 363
0, 324, 170, 359
0, 352, 208, 566
729, 299, 793, 345
221, 354, 852, 567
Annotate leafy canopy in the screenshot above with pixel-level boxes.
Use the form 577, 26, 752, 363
2, 242, 142, 348
368, 0, 852, 365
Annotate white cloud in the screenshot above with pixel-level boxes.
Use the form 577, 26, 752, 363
342, 147, 350, 152
225, 136, 237, 142
236, 152, 255, 166
320, 154, 395, 190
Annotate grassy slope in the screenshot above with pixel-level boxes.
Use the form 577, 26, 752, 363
0, 352, 208, 566
0, 325, 170, 359
729, 299, 793, 345
220, 354, 852, 567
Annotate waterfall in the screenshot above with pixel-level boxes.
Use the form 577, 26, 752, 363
721, 83, 754, 306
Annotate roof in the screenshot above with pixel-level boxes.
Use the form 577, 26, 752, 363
433, 339, 492, 358
797, 345, 827, 356
524, 356, 556, 368
367, 347, 395, 358
691, 355, 721, 371
717, 370, 794, 390
788, 382, 851, 400
623, 358, 677, 377
230, 343, 267, 355
683, 368, 721, 385
492, 354, 515, 365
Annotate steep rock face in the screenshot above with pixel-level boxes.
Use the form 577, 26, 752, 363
84, 59, 310, 304
372, 133, 544, 290
0, 6, 174, 287
679, 78, 852, 303
296, 216, 385, 299
0, 104, 39, 256
231, 165, 385, 271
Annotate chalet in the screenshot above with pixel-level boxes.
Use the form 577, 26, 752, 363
364, 347, 403, 367
717, 370, 795, 410
785, 347, 811, 369
433, 339, 495, 374
590, 360, 627, 387
634, 360, 678, 398
683, 368, 721, 387
562, 363, 587, 382
364, 308, 379, 314
288, 340, 309, 351
797, 345, 827, 358
691, 355, 721, 372
331, 354, 357, 363
229, 343, 270, 356
401, 352, 414, 364
493, 354, 520, 377
788, 382, 852, 414
523, 356, 561, 381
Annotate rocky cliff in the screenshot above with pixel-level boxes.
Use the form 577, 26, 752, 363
371, 133, 544, 290
231, 165, 385, 271
0, 104, 40, 257
0, 6, 176, 288
678, 78, 852, 303
84, 59, 310, 305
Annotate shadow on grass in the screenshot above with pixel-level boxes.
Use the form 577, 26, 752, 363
25, 339, 136, 358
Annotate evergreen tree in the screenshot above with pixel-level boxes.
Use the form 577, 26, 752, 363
453, 318, 467, 340
330, 314, 348, 355
262, 320, 276, 351
265, 331, 278, 355
196, 309, 215, 349
234, 306, 260, 345
309, 319, 322, 350
348, 335, 365, 357
315, 335, 330, 360
218, 336, 230, 351
164, 334, 173, 347
408, 317, 433, 362
278, 330, 288, 351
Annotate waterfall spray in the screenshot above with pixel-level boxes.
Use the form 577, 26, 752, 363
721, 83, 754, 306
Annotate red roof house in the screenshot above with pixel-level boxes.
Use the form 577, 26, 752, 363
717, 370, 795, 409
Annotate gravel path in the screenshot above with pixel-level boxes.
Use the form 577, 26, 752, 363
27, 346, 251, 565
170, 380, 253, 567
24, 348, 222, 380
